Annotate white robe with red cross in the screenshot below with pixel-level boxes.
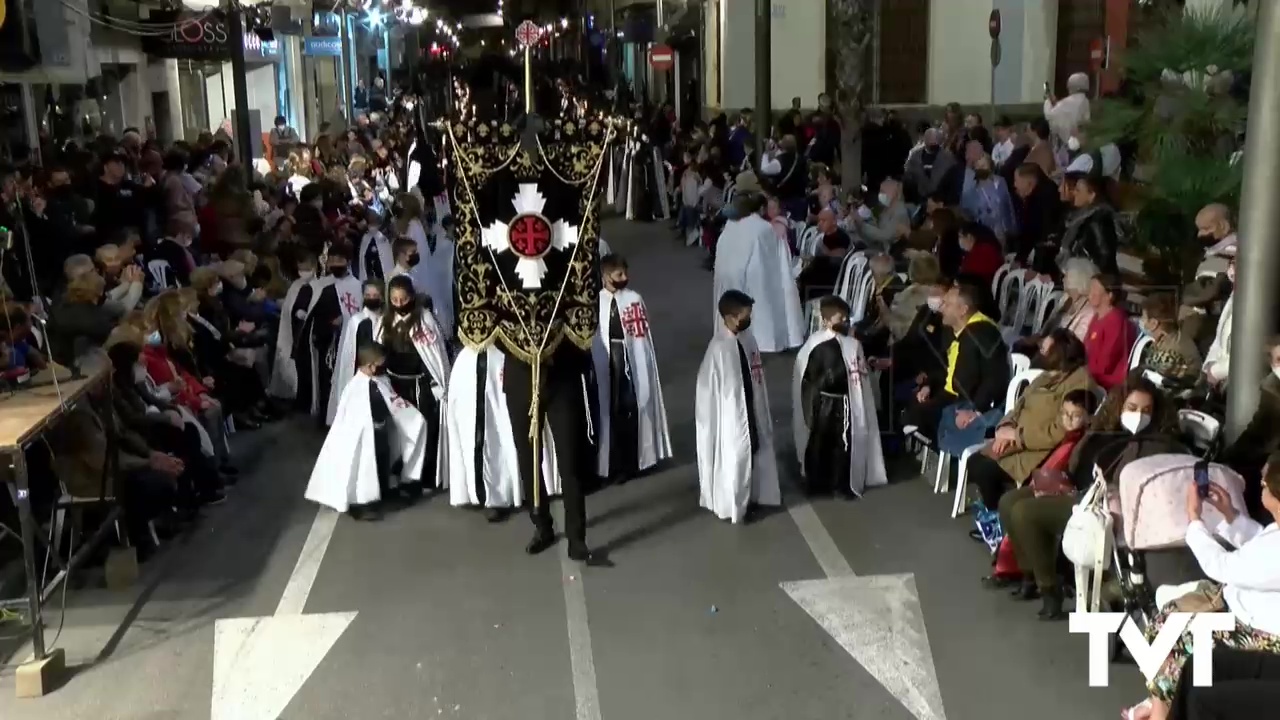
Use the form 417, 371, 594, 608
591, 288, 673, 477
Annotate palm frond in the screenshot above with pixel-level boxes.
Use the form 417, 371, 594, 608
1122, 5, 1255, 82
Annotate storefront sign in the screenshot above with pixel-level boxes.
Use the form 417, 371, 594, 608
243, 31, 280, 62
143, 11, 233, 61
303, 36, 343, 57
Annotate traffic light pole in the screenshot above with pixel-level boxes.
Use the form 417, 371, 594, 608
753, 0, 770, 160
226, 1, 255, 165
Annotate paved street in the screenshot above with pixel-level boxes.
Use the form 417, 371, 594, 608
1, 217, 1143, 719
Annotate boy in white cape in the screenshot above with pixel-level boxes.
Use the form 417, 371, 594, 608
305, 342, 429, 521
694, 289, 781, 523
791, 295, 888, 498
591, 253, 672, 482
326, 279, 385, 426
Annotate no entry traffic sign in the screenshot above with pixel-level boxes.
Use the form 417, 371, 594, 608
650, 44, 674, 71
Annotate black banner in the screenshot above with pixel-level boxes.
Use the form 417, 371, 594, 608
141, 11, 232, 62
447, 117, 618, 363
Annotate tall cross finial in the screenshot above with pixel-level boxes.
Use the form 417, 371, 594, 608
514, 20, 543, 115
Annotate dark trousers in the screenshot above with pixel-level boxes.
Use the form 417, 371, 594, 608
999, 485, 1074, 590
504, 350, 589, 548
118, 468, 177, 547
902, 392, 951, 443
1172, 648, 1280, 720
608, 343, 639, 481
966, 452, 1016, 509
388, 374, 440, 488
369, 385, 393, 501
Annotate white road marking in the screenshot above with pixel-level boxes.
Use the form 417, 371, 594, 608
787, 502, 854, 578
554, 505, 603, 720
275, 508, 342, 616
212, 508, 357, 720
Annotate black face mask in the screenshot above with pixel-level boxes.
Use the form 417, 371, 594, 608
393, 303, 414, 316
831, 322, 849, 335
364, 298, 383, 312
329, 266, 349, 278
974, 169, 992, 181
736, 317, 752, 333
610, 279, 629, 291
406, 254, 420, 267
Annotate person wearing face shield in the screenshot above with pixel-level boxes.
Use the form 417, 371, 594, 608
695, 290, 781, 523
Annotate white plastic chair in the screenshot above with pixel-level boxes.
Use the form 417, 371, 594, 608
1129, 333, 1156, 370
1033, 290, 1065, 335
951, 368, 1044, 518
991, 263, 1013, 304
834, 251, 868, 300
1010, 352, 1032, 376
147, 259, 175, 289
1002, 277, 1052, 342
723, 181, 737, 208
1177, 409, 1221, 454
792, 226, 824, 278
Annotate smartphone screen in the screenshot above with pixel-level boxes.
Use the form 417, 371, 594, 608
1194, 463, 1211, 499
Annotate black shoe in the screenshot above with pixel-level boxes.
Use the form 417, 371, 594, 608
980, 575, 1017, 590
525, 528, 556, 555
399, 482, 424, 501
1038, 588, 1065, 620
1011, 581, 1040, 601
484, 507, 510, 523
350, 505, 384, 522
233, 415, 262, 431
219, 464, 240, 477
380, 493, 410, 511
567, 543, 614, 567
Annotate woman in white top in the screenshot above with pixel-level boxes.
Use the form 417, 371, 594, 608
1126, 455, 1280, 720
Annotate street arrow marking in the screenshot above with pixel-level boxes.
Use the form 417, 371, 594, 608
783, 504, 947, 720
211, 509, 355, 720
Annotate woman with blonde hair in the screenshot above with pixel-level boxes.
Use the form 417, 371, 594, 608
47, 271, 113, 365
886, 253, 943, 341
287, 150, 313, 198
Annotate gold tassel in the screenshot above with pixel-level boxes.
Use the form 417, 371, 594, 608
529, 357, 542, 509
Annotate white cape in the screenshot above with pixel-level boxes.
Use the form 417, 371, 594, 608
357, 230, 394, 281
407, 218, 455, 340
791, 330, 888, 497
374, 308, 453, 489
695, 327, 781, 523
591, 289, 673, 477
268, 275, 330, 399
445, 345, 562, 508
304, 374, 428, 513
712, 214, 804, 353
326, 308, 380, 426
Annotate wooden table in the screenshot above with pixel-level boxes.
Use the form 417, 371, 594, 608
0, 366, 109, 664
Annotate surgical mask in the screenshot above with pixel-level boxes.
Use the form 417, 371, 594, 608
877, 192, 891, 207
926, 296, 944, 312
145, 331, 163, 347
330, 265, 350, 278
364, 298, 383, 312
1067, 136, 1082, 152
406, 254, 420, 267
299, 270, 315, 281
857, 205, 873, 220
133, 364, 148, 383
1120, 411, 1151, 435
212, 282, 223, 295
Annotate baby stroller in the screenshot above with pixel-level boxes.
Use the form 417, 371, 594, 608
1106, 453, 1246, 661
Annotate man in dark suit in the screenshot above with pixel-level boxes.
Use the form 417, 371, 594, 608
1010, 162, 1065, 277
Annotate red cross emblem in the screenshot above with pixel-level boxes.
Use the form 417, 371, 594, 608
411, 324, 437, 346
749, 352, 764, 385
620, 304, 649, 339
340, 293, 360, 316
848, 358, 868, 385
508, 213, 553, 259
515, 20, 542, 48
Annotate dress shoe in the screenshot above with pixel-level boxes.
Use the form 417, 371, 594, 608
567, 543, 613, 567
525, 528, 557, 555
350, 505, 384, 522
1011, 580, 1040, 601
1038, 588, 1065, 620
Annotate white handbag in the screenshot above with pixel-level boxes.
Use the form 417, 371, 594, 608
1062, 465, 1114, 612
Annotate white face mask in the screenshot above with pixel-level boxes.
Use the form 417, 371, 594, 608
926, 296, 944, 312
1120, 411, 1151, 435
857, 205, 873, 220
1272, 366, 1280, 382
299, 270, 315, 281
133, 364, 148, 383
877, 192, 891, 207
1067, 136, 1082, 152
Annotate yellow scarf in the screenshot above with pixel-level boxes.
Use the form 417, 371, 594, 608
944, 312, 996, 395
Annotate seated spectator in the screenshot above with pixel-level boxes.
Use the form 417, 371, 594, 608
186, 273, 273, 425
989, 386, 1098, 600
152, 217, 198, 287
902, 283, 1010, 449
1, 304, 47, 374
1204, 256, 1235, 390
95, 243, 145, 312
1167, 647, 1280, 720
885, 253, 942, 341
1060, 173, 1120, 275
1125, 453, 1280, 720
1139, 292, 1202, 386
956, 221, 1004, 290
1181, 203, 1236, 353
1221, 335, 1280, 521
217, 258, 272, 330
1083, 273, 1137, 391
1012, 257, 1098, 357
960, 155, 1016, 243
854, 253, 906, 357
966, 329, 1093, 513
796, 208, 853, 302
1009, 162, 1064, 277
47, 271, 114, 365
852, 176, 909, 252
